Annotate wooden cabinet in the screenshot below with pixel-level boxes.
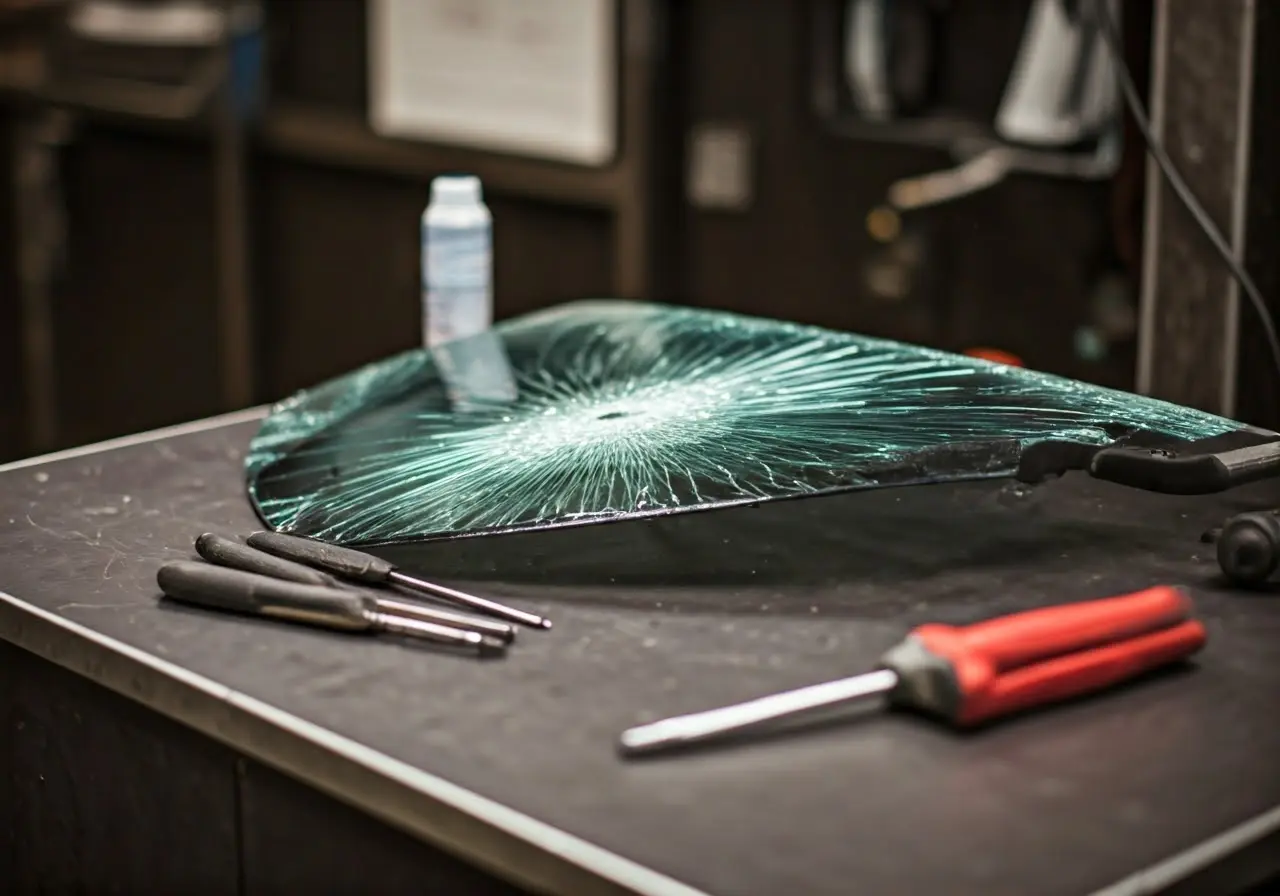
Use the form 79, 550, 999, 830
52, 129, 224, 447
0, 115, 22, 460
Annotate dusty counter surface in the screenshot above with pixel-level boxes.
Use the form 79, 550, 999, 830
1, 409, 1279, 896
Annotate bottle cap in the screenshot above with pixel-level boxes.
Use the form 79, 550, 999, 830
430, 175, 483, 207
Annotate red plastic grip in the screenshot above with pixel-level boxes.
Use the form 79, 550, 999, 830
910, 586, 1207, 725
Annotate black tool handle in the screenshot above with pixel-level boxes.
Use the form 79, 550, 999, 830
195, 533, 342, 587
247, 531, 394, 584
1091, 441, 1280, 495
157, 561, 373, 630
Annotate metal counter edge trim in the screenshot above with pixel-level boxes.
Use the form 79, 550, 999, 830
0, 406, 272, 473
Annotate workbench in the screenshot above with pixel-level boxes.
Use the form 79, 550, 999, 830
2, 409, 1279, 895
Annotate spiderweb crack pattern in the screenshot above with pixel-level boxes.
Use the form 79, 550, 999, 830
247, 300, 1242, 545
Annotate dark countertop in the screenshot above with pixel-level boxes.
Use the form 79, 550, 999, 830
2, 411, 1280, 896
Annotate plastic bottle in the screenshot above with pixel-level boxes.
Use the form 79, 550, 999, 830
421, 175, 492, 348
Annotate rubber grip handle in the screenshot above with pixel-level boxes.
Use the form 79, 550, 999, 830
1090, 449, 1232, 494
157, 561, 372, 630
247, 531, 394, 583
195, 533, 341, 588
898, 587, 1204, 724
934, 585, 1193, 673
1090, 441, 1280, 495
954, 619, 1206, 725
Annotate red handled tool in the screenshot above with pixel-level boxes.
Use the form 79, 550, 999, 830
618, 586, 1206, 756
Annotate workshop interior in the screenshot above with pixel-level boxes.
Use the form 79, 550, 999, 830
2, 1, 1280, 895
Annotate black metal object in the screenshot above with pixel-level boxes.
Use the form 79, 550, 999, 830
1089, 441, 1280, 494
1215, 510, 1280, 587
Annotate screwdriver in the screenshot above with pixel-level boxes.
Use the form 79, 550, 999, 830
619, 586, 1206, 756
157, 561, 507, 657
247, 531, 552, 631
195, 533, 516, 643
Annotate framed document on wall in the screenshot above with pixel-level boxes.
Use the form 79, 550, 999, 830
368, 0, 618, 166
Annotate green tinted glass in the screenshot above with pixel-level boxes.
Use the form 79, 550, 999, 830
247, 300, 1241, 545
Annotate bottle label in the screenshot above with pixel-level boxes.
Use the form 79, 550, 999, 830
424, 226, 491, 287
423, 225, 492, 347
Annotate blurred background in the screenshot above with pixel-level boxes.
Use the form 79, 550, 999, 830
0, 0, 1275, 463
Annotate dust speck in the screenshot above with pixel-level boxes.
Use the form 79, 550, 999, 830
34, 472, 49, 483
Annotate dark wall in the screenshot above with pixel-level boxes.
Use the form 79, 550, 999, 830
255, 159, 613, 398
6, 0, 1260, 460
0, 113, 23, 460
0, 0, 622, 458
265, 0, 367, 115
54, 128, 225, 447
674, 0, 1132, 388
254, 0, 615, 399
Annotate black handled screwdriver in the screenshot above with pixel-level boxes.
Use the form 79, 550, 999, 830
246, 530, 552, 630
195, 533, 516, 643
157, 561, 507, 656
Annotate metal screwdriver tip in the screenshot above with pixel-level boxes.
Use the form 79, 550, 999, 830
617, 669, 900, 757
388, 570, 552, 630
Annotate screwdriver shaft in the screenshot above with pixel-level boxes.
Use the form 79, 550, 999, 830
374, 595, 516, 643
388, 570, 552, 630
369, 611, 505, 657
619, 668, 898, 756
195, 533, 516, 641
245, 531, 551, 631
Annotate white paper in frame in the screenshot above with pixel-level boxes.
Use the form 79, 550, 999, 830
368, 0, 618, 167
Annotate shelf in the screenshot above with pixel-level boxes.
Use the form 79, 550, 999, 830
258, 103, 626, 210
0, 66, 215, 139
